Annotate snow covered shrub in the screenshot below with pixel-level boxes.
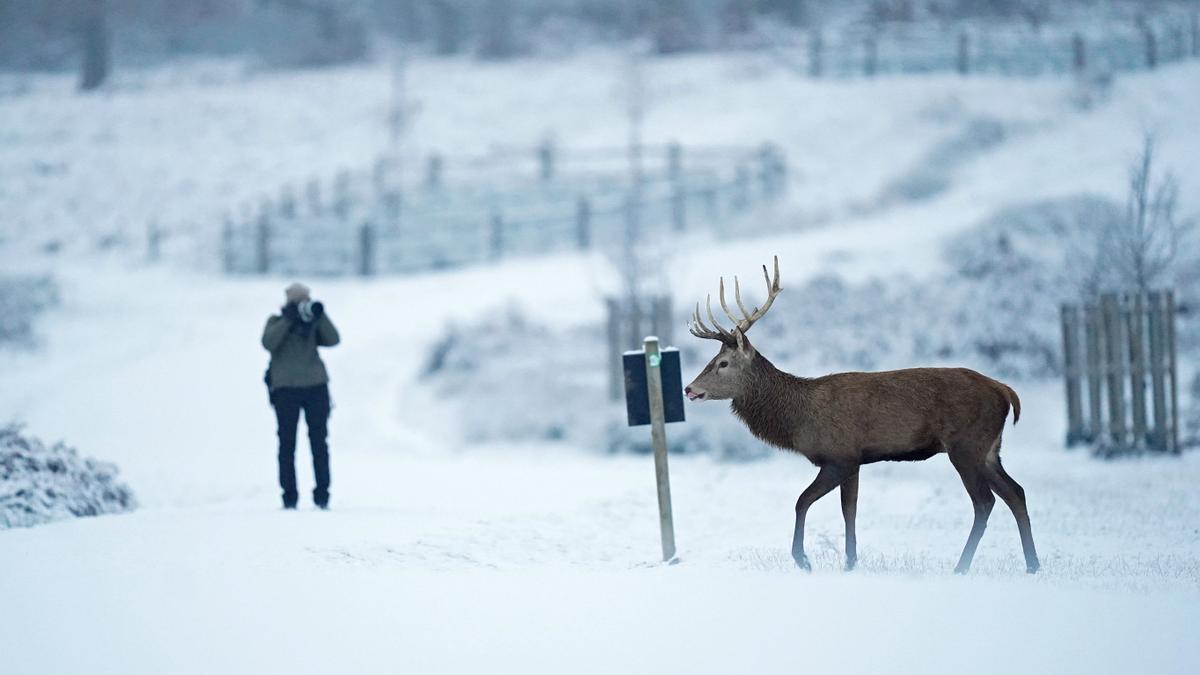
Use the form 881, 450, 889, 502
0, 425, 137, 529
420, 306, 773, 460
939, 194, 1126, 375
0, 275, 58, 346
732, 195, 1128, 379
421, 306, 609, 444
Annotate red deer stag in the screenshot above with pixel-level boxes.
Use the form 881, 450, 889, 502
684, 256, 1039, 574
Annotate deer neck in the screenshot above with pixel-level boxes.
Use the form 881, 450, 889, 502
730, 353, 811, 450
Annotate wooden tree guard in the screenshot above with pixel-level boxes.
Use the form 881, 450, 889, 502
1060, 290, 1179, 454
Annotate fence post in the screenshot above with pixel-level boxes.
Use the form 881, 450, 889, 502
333, 170, 351, 220
666, 142, 682, 184
1143, 26, 1158, 68
606, 297, 623, 401
146, 220, 162, 263
425, 153, 443, 190
372, 157, 389, 197
1127, 293, 1148, 448
666, 142, 685, 231
957, 32, 970, 75
1170, 25, 1186, 61
733, 164, 751, 209
1192, 13, 1199, 58
773, 146, 788, 197
280, 184, 297, 219
575, 196, 591, 250
221, 215, 234, 274
650, 295, 673, 347
255, 205, 271, 275
808, 29, 823, 77
758, 143, 784, 200
1148, 291, 1168, 451
864, 33, 878, 76
704, 181, 718, 221
1101, 293, 1126, 449
537, 137, 555, 183
671, 186, 686, 232
1166, 290, 1179, 454
625, 294, 644, 353
1084, 303, 1103, 442
1061, 305, 1084, 445
1071, 33, 1086, 73
383, 190, 402, 225
306, 178, 322, 215
358, 221, 374, 277
488, 211, 504, 260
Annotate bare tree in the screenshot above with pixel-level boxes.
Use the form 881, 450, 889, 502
1104, 133, 1194, 294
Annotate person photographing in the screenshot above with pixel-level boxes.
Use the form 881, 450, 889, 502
262, 283, 340, 510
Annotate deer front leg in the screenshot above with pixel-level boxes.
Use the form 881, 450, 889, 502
841, 469, 860, 571
792, 464, 849, 571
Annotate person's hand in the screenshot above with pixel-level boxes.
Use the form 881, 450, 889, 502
282, 303, 301, 324
311, 302, 324, 320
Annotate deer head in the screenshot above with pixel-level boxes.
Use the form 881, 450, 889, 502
684, 256, 782, 402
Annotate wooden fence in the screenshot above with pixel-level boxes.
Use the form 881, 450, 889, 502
220, 142, 786, 277
1060, 290, 1179, 454
762, 12, 1200, 78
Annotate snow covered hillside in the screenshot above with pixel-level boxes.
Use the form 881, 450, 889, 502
2, 50, 1199, 674
3, 51, 1199, 268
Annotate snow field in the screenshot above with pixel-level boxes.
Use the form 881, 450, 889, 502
3, 50, 1200, 674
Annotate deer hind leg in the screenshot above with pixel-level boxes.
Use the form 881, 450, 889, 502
792, 463, 849, 571
982, 446, 1040, 574
949, 448, 995, 575
840, 469, 860, 571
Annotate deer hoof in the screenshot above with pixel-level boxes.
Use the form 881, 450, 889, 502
845, 558, 857, 571
1026, 561, 1040, 574
793, 554, 811, 571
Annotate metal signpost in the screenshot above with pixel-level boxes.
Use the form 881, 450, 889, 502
623, 336, 685, 562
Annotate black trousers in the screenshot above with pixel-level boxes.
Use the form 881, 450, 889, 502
272, 384, 331, 507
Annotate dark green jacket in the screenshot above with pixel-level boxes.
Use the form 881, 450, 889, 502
262, 312, 340, 389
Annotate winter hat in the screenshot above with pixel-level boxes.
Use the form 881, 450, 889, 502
284, 282, 311, 304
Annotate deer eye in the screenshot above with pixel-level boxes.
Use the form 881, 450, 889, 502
718, 360, 729, 369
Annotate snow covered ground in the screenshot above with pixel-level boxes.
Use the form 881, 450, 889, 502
2, 51, 1199, 673
2, 257, 1198, 673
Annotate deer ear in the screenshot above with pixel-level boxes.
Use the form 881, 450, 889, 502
734, 328, 753, 355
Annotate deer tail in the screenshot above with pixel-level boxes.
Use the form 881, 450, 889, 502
999, 382, 1021, 426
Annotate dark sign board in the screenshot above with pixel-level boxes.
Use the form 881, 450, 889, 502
623, 348, 686, 427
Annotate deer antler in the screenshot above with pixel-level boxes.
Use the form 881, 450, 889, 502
688, 256, 782, 342
689, 294, 736, 342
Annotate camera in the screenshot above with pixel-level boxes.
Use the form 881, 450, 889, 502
297, 300, 324, 323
